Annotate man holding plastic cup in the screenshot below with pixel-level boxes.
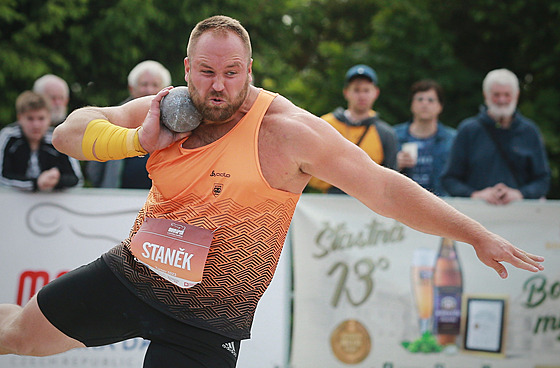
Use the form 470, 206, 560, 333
395, 79, 456, 196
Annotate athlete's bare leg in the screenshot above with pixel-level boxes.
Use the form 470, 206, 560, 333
0, 295, 85, 356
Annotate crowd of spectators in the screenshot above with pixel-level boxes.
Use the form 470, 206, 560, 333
307, 65, 550, 205
0, 65, 551, 204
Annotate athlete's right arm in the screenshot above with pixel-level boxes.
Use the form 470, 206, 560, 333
52, 95, 153, 160
53, 87, 189, 161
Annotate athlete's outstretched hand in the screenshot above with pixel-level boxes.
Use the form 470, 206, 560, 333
471, 232, 544, 279
138, 87, 191, 153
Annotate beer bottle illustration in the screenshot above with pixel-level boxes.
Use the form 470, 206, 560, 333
432, 237, 463, 345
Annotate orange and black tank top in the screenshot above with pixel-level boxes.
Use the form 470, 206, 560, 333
102, 89, 300, 340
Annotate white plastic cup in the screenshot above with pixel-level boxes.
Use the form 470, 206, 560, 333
402, 142, 418, 164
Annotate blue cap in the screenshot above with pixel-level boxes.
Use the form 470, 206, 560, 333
345, 64, 378, 85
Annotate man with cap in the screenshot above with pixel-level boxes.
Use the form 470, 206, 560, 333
307, 64, 398, 194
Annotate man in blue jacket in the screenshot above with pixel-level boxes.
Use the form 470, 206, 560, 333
395, 80, 455, 196
441, 69, 550, 205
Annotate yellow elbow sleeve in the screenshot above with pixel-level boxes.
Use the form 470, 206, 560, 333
81, 119, 148, 161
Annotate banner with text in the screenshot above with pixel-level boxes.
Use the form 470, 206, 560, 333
291, 195, 560, 368
0, 188, 290, 368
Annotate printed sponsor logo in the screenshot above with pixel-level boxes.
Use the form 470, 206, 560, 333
17, 270, 67, 306
167, 223, 186, 237
213, 183, 223, 197
222, 341, 237, 358
330, 319, 372, 364
210, 170, 231, 178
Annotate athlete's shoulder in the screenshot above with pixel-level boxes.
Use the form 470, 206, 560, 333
261, 92, 358, 162
264, 92, 328, 133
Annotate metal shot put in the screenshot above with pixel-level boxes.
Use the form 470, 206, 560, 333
160, 86, 202, 133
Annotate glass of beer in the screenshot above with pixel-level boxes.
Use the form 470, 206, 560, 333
411, 248, 436, 334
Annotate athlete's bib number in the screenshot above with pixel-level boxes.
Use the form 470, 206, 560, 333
130, 217, 213, 288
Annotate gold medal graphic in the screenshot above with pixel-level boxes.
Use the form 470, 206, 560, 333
330, 319, 372, 364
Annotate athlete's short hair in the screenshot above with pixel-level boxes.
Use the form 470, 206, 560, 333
187, 15, 252, 63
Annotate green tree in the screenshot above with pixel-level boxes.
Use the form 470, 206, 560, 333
0, 0, 88, 122
426, 0, 560, 197
1, 0, 558, 197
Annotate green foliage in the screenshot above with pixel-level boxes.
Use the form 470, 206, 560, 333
0, 0, 88, 122
1, 0, 559, 197
401, 331, 443, 353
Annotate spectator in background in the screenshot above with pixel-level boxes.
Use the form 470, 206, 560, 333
123, 60, 173, 104
441, 68, 550, 205
394, 80, 456, 196
86, 60, 171, 189
33, 74, 70, 126
307, 64, 398, 193
0, 91, 82, 191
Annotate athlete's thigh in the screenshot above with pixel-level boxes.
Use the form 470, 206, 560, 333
6, 295, 84, 356
37, 257, 143, 347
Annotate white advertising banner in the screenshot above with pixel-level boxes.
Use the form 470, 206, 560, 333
0, 188, 290, 368
291, 195, 560, 368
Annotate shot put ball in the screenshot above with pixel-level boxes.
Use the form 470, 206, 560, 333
160, 86, 202, 133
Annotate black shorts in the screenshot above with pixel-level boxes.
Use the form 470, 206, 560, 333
37, 257, 240, 368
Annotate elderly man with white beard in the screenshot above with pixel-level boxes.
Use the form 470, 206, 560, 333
33, 74, 70, 126
441, 68, 550, 205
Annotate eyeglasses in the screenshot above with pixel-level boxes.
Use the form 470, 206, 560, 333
413, 96, 438, 103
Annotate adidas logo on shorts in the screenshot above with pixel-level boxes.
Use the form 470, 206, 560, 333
222, 341, 237, 358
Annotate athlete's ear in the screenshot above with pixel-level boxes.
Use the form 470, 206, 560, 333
248, 58, 253, 84
184, 57, 190, 83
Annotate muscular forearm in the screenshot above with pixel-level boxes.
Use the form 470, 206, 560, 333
53, 107, 106, 160
374, 170, 490, 245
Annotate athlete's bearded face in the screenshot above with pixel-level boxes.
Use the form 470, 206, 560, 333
188, 73, 250, 122
185, 31, 252, 123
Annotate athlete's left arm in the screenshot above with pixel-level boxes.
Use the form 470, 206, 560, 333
292, 110, 544, 278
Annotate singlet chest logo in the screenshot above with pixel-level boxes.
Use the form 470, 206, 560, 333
213, 183, 223, 197
210, 170, 231, 178
210, 170, 229, 197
